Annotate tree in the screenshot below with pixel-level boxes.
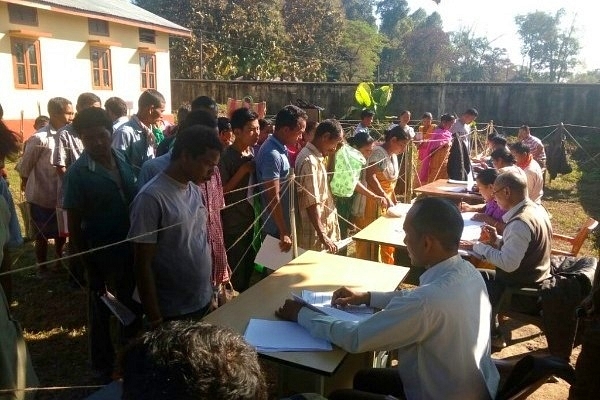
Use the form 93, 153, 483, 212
515, 9, 581, 82
341, 0, 376, 26
403, 25, 452, 81
376, 0, 410, 39
209, 0, 289, 80
329, 20, 385, 81
446, 29, 513, 82
282, 0, 345, 81
375, 2, 416, 81
135, 0, 289, 80
569, 69, 600, 84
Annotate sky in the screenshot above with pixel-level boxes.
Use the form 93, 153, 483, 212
406, 0, 597, 72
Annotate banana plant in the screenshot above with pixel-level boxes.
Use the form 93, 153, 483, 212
345, 82, 393, 122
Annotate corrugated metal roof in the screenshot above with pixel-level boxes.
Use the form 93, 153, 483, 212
14, 0, 190, 36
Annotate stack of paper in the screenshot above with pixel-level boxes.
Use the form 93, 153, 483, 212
293, 290, 375, 322
243, 319, 332, 352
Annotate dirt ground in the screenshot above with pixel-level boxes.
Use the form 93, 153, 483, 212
492, 319, 578, 399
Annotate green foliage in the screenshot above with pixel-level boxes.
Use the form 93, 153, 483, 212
515, 9, 581, 83
446, 29, 513, 82
282, 0, 345, 81
134, 0, 588, 83
403, 25, 452, 82
376, 0, 410, 39
352, 82, 393, 121
329, 20, 385, 82
341, 0, 376, 26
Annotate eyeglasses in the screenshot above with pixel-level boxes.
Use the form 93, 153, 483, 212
492, 186, 507, 196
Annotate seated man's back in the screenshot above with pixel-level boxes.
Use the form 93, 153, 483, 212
278, 197, 499, 400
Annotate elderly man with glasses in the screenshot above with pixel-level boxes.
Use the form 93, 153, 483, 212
470, 170, 552, 349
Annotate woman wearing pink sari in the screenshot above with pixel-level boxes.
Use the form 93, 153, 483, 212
418, 113, 455, 185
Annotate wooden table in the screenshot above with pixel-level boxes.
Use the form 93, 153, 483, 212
353, 215, 408, 262
203, 250, 409, 395
414, 178, 483, 203
353, 204, 485, 262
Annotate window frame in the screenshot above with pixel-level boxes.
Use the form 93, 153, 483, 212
88, 18, 109, 36
139, 28, 156, 44
90, 46, 113, 90
7, 4, 38, 26
139, 52, 157, 90
10, 37, 43, 89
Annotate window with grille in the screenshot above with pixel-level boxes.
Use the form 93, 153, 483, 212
139, 28, 156, 44
8, 4, 38, 26
90, 47, 112, 89
11, 38, 42, 89
88, 18, 109, 36
140, 52, 156, 89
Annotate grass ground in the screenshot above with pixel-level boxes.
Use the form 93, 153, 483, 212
4, 129, 600, 399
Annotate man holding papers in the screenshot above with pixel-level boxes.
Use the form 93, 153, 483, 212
277, 197, 499, 400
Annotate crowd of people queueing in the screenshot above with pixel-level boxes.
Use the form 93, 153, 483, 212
0, 91, 559, 399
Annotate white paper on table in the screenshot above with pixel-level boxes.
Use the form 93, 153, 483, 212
461, 212, 485, 241
254, 235, 306, 270
439, 186, 467, 193
447, 179, 468, 185
243, 318, 332, 352
292, 290, 374, 322
385, 203, 413, 218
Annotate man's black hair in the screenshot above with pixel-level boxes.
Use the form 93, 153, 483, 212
120, 321, 267, 400
72, 107, 112, 135
230, 107, 259, 130
171, 124, 223, 161
138, 89, 165, 109
274, 105, 307, 131
410, 197, 463, 251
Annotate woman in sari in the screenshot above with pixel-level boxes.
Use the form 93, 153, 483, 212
418, 113, 455, 185
331, 130, 386, 246
354, 125, 410, 264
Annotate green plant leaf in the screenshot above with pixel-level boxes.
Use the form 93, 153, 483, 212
373, 85, 393, 108
355, 82, 373, 107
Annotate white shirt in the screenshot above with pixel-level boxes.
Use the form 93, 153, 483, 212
473, 199, 532, 273
521, 160, 544, 204
113, 116, 130, 132
18, 125, 61, 209
297, 255, 499, 400
450, 120, 471, 150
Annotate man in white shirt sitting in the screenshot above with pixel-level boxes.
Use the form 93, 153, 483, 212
277, 197, 499, 400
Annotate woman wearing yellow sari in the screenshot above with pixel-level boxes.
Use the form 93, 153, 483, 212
354, 125, 410, 264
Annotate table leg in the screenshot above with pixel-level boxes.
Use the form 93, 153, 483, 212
274, 352, 372, 396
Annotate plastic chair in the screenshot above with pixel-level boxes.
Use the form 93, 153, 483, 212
551, 217, 598, 257
494, 354, 575, 400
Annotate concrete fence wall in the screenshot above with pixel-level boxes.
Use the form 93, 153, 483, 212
171, 80, 600, 129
